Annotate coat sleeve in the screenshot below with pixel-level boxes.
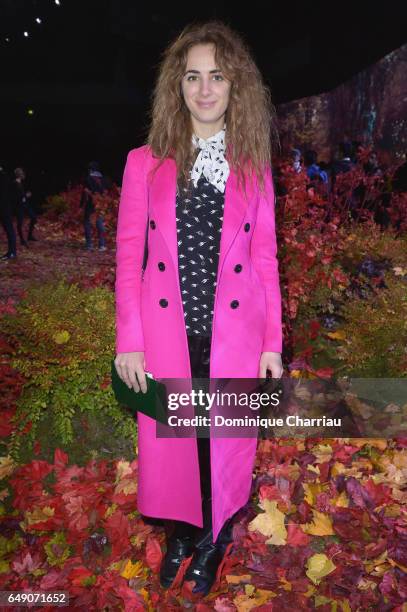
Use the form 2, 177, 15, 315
115, 147, 149, 353
250, 165, 283, 353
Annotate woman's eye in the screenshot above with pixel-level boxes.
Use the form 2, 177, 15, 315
186, 75, 224, 81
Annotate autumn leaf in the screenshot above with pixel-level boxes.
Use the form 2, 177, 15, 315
248, 499, 287, 545
303, 482, 325, 506
25, 505, 55, 526
233, 587, 277, 611
287, 523, 311, 546
301, 509, 334, 536
326, 330, 346, 340
114, 478, 137, 496
330, 491, 349, 507
225, 574, 252, 584
12, 552, 44, 576
311, 443, 333, 463
306, 553, 336, 584
145, 536, 162, 572
0, 456, 15, 480
115, 460, 133, 483
120, 559, 143, 579
52, 330, 70, 344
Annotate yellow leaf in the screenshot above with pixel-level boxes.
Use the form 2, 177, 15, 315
245, 584, 255, 596
233, 594, 258, 612
326, 330, 346, 340
233, 588, 276, 612
303, 482, 325, 506
25, 506, 55, 526
0, 456, 15, 480
115, 460, 133, 482
307, 464, 320, 475
312, 443, 333, 463
256, 588, 277, 600
104, 503, 118, 518
357, 577, 377, 591
226, 574, 252, 584
115, 479, 137, 496
248, 500, 287, 545
365, 550, 389, 575
53, 330, 70, 344
314, 595, 332, 606
331, 462, 346, 477
331, 491, 349, 508
120, 559, 143, 579
302, 510, 334, 536
306, 553, 336, 584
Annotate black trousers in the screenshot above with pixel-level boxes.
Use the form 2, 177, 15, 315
0, 212, 17, 255
15, 203, 37, 242
170, 334, 212, 538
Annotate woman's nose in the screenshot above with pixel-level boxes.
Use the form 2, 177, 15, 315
199, 78, 212, 96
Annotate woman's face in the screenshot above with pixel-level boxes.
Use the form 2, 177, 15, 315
181, 43, 231, 138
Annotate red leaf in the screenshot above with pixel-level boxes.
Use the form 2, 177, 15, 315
287, 523, 310, 546
145, 536, 162, 573
54, 448, 69, 470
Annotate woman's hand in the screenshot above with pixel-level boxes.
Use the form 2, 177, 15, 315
259, 351, 283, 379
114, 352, 147, 393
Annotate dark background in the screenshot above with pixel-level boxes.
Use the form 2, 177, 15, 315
1, 0, 406, 195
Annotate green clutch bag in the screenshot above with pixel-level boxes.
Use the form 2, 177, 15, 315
110, 359, 169, 425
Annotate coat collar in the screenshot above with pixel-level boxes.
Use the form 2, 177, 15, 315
147, 154, 250, 279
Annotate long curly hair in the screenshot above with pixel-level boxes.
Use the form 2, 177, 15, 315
146, 20, 280, 196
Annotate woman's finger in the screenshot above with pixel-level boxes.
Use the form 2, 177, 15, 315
136, 367, 148, 394
127, 364, 140, 392
117, 362, 136, 390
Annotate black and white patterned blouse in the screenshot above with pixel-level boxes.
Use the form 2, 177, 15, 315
176, 173, 225, 337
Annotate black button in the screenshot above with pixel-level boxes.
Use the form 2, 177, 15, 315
234, 264, 242, 273
150, 220, 156, 229
158, 262, 165, 271
159, 298, 168, 308
244, 223, 250, 232
230, 300, 239, 309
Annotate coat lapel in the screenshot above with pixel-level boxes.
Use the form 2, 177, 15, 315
148, 154, 249, 278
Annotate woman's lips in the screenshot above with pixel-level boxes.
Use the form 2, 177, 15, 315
196, 101, 216, 108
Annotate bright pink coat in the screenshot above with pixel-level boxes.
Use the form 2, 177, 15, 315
115, 144, 282, 542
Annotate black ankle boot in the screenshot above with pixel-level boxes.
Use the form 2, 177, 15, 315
184, 507, 234, 596
159, 522, 196, 589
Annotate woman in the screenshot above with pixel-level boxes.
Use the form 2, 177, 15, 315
114, 21, 283, 596
12, 167, 37, 246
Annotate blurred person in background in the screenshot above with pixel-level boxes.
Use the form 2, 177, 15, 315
12, 167, 38, 246
79, 161, 108, 251
0, 163, 17, 260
